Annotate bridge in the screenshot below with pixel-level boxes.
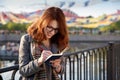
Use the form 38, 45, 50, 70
1, 34, 120, 43
0, 34, 120, 61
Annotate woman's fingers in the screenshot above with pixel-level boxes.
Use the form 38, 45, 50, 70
50, 59, 61, 67
41, 50, 53, 61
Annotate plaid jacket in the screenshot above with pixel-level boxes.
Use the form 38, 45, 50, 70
19, 34, 64, 80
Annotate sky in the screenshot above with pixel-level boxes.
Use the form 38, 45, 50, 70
0, 0, 120, 17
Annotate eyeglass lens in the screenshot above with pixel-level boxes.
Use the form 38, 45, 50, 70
47, 26, 58, 33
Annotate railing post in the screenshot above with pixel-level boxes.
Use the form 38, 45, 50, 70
10, 60, 18, 80
107, 42, 114, 80
0, 75, 3, 80
10, 70, 18, 80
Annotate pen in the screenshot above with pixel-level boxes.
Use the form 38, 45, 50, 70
39, 45, 44, 52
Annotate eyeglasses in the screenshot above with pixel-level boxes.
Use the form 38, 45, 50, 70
46, 26, 58, 33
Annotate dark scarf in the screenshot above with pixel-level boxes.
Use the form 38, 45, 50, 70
31, 42, 60, 80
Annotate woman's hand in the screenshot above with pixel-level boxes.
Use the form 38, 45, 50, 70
50, 59, 62, 73
38, 50, 52, 65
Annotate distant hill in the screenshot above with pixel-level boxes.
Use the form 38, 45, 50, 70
0, 9, 79, 24
0, 9, 120, 30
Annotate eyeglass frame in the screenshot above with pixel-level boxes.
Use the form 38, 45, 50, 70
46, 25, 59, 33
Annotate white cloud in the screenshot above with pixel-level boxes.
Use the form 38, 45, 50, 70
69, 1, 120, 17
0, 0, 120, 17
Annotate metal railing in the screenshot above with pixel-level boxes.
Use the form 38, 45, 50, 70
0, 42, 120, 80
62, 44, 108, 80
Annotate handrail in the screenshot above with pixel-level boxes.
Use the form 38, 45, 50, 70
0, 64, 19, 80
0, 42, 120, 80
0, 64, 19, 73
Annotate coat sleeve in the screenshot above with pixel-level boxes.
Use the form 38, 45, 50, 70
19, 34, 40, 77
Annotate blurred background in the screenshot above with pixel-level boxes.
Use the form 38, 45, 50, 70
0, 0, 120, 34
0, 0, 120, 79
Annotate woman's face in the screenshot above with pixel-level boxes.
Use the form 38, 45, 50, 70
44, 20, 59, 39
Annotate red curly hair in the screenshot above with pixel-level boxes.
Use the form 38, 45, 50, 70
27, 7, 69, 51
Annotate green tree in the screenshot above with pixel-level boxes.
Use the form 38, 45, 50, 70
99, 20, 120, 32
0, 22, 31, 32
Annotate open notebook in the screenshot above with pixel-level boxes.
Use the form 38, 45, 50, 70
45, 47, 68, 65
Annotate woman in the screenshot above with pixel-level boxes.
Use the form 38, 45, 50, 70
19, 6, 69, 80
